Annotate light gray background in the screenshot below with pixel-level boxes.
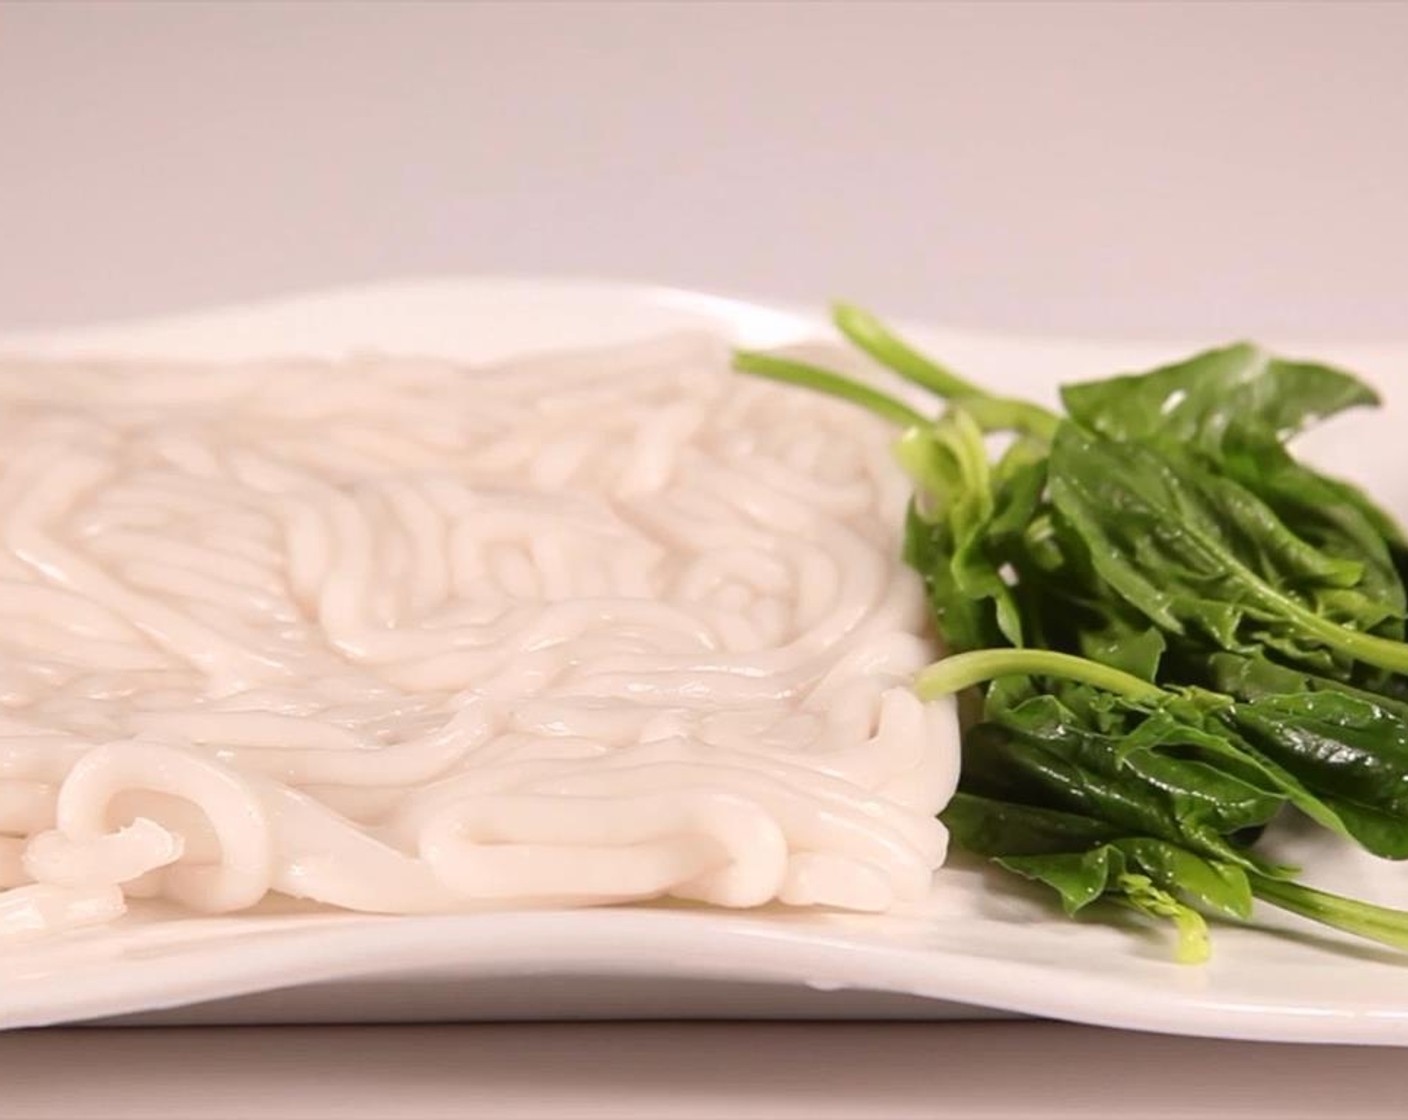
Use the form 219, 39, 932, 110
2, 1, 1406, 339
2, 2, 1407, 1117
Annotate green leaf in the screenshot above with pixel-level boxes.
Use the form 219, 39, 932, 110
898, 411, 1023, 652
1232, 690, 1408, 858
1192, 653, 1408, 854
1076, 620, 1167, 683
958, 694, 1284, 869
1217, 431, 1406, 658
1137, 693, 1355, 852
1048, 426, 1408, 678
941, 792, 1122, 857
999, 848, 1114, 914
904, 501, 1006, 655
1061, 341, 1407, 656
997, 842, 1225, 963
1114, 872, 1212, 964
1060, 342, 1378, 448
1112, 837, 1253, 921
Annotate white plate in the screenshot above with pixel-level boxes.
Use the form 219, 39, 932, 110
5, 279, 1408, 1042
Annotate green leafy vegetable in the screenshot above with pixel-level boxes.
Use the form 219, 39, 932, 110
735, 305, 1408, 962
1058, 342, 1377, 449
1048, 427, 1408, 676
1231, 691, 1408, 858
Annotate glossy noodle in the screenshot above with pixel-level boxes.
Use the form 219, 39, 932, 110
0, 333, 959, 940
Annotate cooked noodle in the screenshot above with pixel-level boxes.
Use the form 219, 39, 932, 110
0, 333, 959, 939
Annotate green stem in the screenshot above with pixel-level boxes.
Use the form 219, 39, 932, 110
1252, 876, 1408, 952
833, 304, 1061, 439
732, 351, 927, 429
957, 396, 1062, 442
833, 302, 984, 399
1282, 597, 1408, 677
915, 648, 1166, 704
1115, 874, 1211, 965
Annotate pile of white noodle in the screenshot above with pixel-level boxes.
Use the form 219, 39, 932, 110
0, 332, 958, 941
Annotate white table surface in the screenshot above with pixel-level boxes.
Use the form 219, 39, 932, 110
2, 2, 1408, 1117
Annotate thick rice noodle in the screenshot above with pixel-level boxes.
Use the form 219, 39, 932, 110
0, 333, 959, 941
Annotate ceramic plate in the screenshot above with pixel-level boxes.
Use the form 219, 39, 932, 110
3, 279, 1408, 1042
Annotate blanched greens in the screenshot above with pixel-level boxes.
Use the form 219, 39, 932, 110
736, 307, 1408, 962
